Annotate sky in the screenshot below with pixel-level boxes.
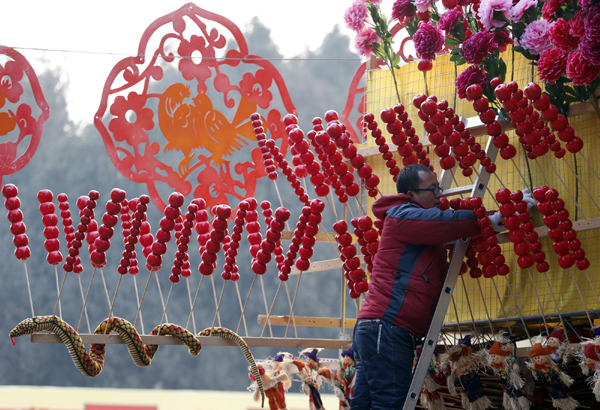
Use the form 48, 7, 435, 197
1, 0, 376, 126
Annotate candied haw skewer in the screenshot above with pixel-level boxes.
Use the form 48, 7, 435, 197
192, 198, 209, 253
144, 192, 180, 271
2, 184, 31, 261
395, 103, 429, 168
116, 199, 132, 275
279, 206, 310, 276
533, 186, 589, 270
525, 83, 583, 155
199, 204, 231, 276
295, 199, 324, 272
353, 215, 379, 275
67, 191, 98, 273
309, 117, 341, 194
414, 94, 456, 170
363, 112, 401, 183
90, 188, 126, 269
281, 114, 311, 205
496, 188, 535, 270
465, 84, 517, 161
324, 111, 368, 198
257, 205, 291, 280
242, 198, 265, 275
223, 200, 249, 282
251, 113, 278, 181
37, 190, 63, 266
169, 202, 198, 283
126, 195, 150, 275
334, 220, 367, 299
380, 106, 419, 168
57, 193, 75, 250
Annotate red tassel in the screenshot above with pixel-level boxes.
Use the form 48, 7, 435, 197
10, 337, 16, 346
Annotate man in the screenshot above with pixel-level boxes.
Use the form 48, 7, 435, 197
351, 163, 483, 409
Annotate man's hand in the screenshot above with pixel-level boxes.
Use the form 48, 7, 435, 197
489, 211, 505, 233
522, 188, 537, 210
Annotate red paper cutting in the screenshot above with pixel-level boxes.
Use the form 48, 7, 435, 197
95, 3, 296, 212
0, 47, 49, 185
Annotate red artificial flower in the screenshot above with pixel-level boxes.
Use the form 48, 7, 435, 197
537, 48, 568, 84
580, 4, 600, 66
566, 49, 600, 85
455, 65, 489, 99
496, 29, 514, 53
549, 18, 580, 51
542, 0, 564, 20
413, 22, 445, 61
570, 11, 586, 39
460, 30, 498, 65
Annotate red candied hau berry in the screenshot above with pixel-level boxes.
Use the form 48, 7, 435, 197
3, 184, 31, 261
37, 189, 63, 266
198, 203, 231, 277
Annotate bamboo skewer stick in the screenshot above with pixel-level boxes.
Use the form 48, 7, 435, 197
154, 269, 169, 323
489, 276, 513, 333
77, 274, 91, 334
501, 276, 532, 342
259, 276, 273, 338
451, 296, 464, 340
235, 281, 249, 337
261, 281, 283, 337
284, 272, 303, 338
563, 157, 600, 212
568, 268, 594, 328
210, 275, 221, 328
132, 275, 144, 334
185, 277, 197, 334
475, 278, 496, 335
284, 282, 298, 338
525, 268, 549, 335
186, 275, 205, 330
78, 267, 97, 332
53, 265, 61, 318
99, 268, 112, 310
209, 281, 227, 336
156, 284, 174, 336
236, 275, 257, 334
104, 275, 124, 335
52, 271, 68, 318
459, 275, 480, 332
134, 270, 154, 329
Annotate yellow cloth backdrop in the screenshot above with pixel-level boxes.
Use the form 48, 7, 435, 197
363, 48, 600, 327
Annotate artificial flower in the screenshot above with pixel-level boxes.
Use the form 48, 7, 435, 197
566, 49, 600, 85
496, 28, 514, 52
354, 27, 381, 58
570, 10, 586, 39
413, 22, 445, 61
344, 0, 369, 32
478, 0, 512, 30
455, 65, 489, 99
414, 0, 433, 14
537, 48, 568, 84
438, 8, 464, 33
580, 4, 600, 65
578, 0, 593, 11
519, 19, 554, 55
391, 0, 416, 23
460, 30, 498, 65
542, 0, 564, 20
549, 18, 580, 51
511, 0, 538, 22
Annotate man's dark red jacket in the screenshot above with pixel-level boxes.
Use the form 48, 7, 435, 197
358, 193, 481, 337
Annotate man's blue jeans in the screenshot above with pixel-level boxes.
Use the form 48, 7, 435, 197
351, 318, 418, 409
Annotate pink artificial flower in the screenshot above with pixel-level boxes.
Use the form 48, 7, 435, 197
370, 0, 383, 4
414, 0, 433, 13
580, 4, 600, 65
542, 0, 564, 20
344, 0, 369, 32
392, 0, 416, 23
460, 30, 498, 65
478, 0, 512, 30
566, 49, 600, 85
511, 0, 538, 22
549, 18, 580, 51
438, 8, 464, 33
455, 65, 489, 99
413, 22, 445, 61
519, 19, 554, 55
578, 0, 592, 11
537, 48, 568, 84
354, 27, 381, 58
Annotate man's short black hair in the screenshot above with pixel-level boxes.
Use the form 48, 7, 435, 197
395, 164, 434, 194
